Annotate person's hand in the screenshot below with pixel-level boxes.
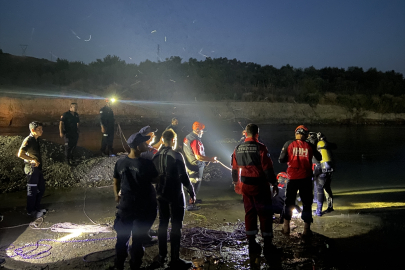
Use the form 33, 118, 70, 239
211, 157, 218, 163
272, 184, 279, 197
189, 196, 196, 204
101, 126, 106, 133
115, 195, 121, 203
59, 132, 64, 138
31, 160, 40, 167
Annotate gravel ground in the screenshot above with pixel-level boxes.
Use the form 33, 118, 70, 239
0, 135, 118, 193
0, 135, 224, 193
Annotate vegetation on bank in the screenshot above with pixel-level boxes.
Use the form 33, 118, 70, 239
0, 49, 404, 114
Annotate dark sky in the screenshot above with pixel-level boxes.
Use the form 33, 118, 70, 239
1, 0, 404, 75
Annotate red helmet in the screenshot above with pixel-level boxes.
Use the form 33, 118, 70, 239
295, 125, 309, 135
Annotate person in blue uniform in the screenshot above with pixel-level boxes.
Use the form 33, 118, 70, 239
18, 121, 47, 219
112, 132, 159, 270
100, 98, 115, 156
59, 103, 80, 165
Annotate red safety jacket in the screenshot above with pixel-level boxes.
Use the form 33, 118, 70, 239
231, 137, 277, 186
278, 139, 319, 179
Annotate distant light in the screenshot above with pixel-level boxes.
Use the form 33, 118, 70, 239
110, 98, 116, 103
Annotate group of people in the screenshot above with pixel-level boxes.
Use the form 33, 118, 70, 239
15, 102, 336, 269
59, 98, 115, 165
232, 124, 336, 263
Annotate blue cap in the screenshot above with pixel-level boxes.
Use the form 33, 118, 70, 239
127, 132, 150, 149
139, 126, 158, 136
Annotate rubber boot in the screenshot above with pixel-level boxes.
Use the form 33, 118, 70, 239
113, 255, 126, 270
263, 236, 274, 258
169, 234, 193, 269
248, 237, 261, 255
326, 197, 334, 212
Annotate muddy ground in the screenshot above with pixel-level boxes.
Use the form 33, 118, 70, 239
1, 172, 404, 270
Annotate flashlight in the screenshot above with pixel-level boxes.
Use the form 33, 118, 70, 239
110, 98, 116, 103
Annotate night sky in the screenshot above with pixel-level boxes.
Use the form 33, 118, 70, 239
1, 0, 404, 75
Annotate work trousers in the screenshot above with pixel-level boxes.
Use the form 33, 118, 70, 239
187, 165, 204, 202
64, 133, 79, 161
26, 167, 45, 214
101, 129, 114, 155
283, 178, 313, 223
113, 209, 156, 269
314, 170, 333, 210
157, 199, 185, 258
242, 183, 273, 239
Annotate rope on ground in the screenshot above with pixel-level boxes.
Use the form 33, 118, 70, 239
180, 222, 246, 256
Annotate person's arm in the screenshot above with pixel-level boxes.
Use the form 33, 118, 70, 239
278, 141, 291, 163
147, 160, 160, 184
261, 145, 278, 196
59, 115, 64, 138
191, 140, 217, 162
17, 139, 39, 167
178, 153, 195, 201
231, 148, 238, 184
77, 114, 80, 133
113, 162, 121, 203
100, 108, 106, 133
113, 177, 121, 203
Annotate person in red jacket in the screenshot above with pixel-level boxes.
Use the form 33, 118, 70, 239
231, 123, 279, 260
278, 125, 321, 236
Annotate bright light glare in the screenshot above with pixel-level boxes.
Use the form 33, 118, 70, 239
110, 98, 116, 103
58, 230, 82, 241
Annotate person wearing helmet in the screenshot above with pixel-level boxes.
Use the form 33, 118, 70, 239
308, 132, 337, 216
183, 121, 217, 211
278, 125, 321, 236
100, 98, 115, 157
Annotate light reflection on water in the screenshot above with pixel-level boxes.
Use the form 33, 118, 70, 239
1, 124, 404, 192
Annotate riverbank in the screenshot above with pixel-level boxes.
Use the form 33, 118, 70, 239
1, 96, 405, 127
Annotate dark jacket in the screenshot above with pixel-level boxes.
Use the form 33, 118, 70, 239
231, 137, 277, 186
152, 146, 195, 206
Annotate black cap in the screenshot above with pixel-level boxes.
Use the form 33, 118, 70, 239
127, 132, 150, 149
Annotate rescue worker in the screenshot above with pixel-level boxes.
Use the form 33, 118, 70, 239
309, 132, 337, 216
59, 102, 80, 165
112, 132, 159, 270
152, 129, 196, 269
278, 125, 321, 235
231, 123, 279, 260
272, 172, 302, 217
17, 121, 47, 219
139, 126, 159, 160
100, 98, 115, 156
183, 121, 217, 211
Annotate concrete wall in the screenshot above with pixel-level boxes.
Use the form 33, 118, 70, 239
1, 97, 404, 127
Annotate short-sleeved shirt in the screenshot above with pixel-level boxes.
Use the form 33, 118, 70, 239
100, 106, 115, 130
60, 111, 80, 134
19, 134, 42, 171
190, 140, 205, 156
113, 156, 158, 213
